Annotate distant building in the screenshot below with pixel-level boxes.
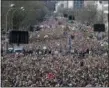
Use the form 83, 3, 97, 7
73, 0, 84, 9
94, 1, 108, 31
102, 1, 108, 31
44, 1, 57, 11
54, 0, 89, 12
84, 1, 95, 6
54, 0, 108, 30
54, 1, 73, 13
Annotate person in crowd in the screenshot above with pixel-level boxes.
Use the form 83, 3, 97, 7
1, 17, 108, 87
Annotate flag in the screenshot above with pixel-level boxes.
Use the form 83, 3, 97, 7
46, 72, 55, 80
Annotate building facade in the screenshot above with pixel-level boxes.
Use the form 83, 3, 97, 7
54, 0, 93, 12
54, 0, 108, 28
73, 0, 84, 9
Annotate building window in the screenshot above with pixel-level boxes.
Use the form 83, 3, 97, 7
74, 0, 84, 9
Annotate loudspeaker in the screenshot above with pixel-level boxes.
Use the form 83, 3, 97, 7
93, 24, 105, 32
9, 31, 29, 44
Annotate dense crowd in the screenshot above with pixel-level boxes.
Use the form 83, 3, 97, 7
1, 17, 108, 87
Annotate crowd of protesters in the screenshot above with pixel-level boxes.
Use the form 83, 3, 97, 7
1, 17, 108, 87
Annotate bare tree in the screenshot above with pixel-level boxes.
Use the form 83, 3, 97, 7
74, 4, 98, 25
58, 4, 103, 26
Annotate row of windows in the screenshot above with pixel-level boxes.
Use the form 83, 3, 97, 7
74, 1, 84, 8
74, 1, 84, 5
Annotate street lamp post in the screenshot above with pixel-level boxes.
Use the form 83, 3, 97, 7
102, 2, 104, 24
5, 4, 15, 54
5, 4, 15, 32
9, 6, 25, 50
